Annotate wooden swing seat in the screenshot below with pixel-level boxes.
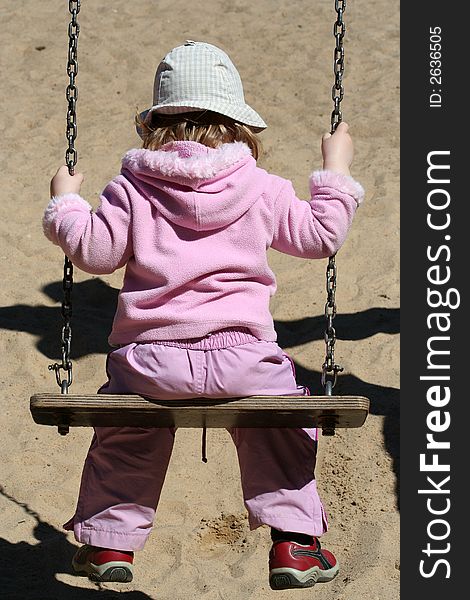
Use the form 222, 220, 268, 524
30, 393, 369, 435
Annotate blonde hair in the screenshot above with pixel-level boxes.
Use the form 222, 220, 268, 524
135, 110, 262, 160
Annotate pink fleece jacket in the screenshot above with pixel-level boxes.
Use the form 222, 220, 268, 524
43, 141, 364, 345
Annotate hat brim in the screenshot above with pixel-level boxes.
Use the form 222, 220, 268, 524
136, 100, 267, 138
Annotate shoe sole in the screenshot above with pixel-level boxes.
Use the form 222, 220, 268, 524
89, 566, 133, 583
73, 560, 133, 583
269, 563, 339, 590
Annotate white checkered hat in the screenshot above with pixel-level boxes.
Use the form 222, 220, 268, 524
140, 41, 267, 131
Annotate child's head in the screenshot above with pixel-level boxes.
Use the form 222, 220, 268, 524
136, 41, 266, 159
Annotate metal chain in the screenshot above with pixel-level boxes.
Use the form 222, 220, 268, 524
331, 0, 346, 134
65, 0, 80, 173
49, 1, 80, 394
49, 259, 74, 392
321, 256, 343, 394
322, 0, 346, 395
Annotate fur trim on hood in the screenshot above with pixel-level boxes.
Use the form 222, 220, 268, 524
122, 141, 252, 184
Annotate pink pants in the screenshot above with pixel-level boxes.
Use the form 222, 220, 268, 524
65, 331, 328, 551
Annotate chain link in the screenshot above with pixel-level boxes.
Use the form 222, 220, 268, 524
49, 258, 74, 390
321, 255, 343, 394
330, 0, 346, 134
65, 0, 80, 173
49, 1, 80, 393
322, 1, 347, 395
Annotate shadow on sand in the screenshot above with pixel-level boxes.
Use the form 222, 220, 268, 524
0, 486, 152, 600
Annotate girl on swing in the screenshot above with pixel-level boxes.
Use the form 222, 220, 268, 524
44, 41, 364, 590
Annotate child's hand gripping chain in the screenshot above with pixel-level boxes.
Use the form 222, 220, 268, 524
321, 121, 354, 177
50, 165, 84, 197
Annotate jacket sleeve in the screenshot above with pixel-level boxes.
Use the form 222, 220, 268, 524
42, 177, 133, 274
271, 170, 364, 259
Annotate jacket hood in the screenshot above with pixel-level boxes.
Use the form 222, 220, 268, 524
121, 141, 263, 232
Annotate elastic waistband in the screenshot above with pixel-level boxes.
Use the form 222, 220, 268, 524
154, 327, 260, 350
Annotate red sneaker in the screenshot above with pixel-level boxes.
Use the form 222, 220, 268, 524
72, 544, 134, 582
269, 538, 339, 590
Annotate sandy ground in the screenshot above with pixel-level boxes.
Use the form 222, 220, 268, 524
0, 1, 399, 598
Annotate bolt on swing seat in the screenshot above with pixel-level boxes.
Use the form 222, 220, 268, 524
30, 0, 369, 439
